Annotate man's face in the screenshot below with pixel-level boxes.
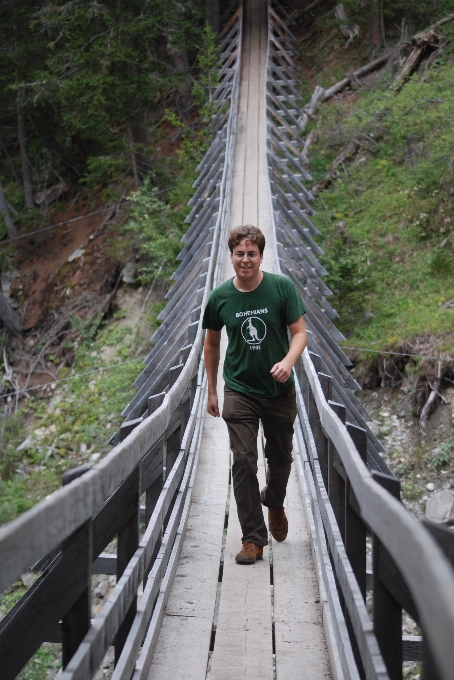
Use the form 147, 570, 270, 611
230, 238, 263, 283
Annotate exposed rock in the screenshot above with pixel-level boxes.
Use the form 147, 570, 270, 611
68, 247, 85, 263
1, 267, 20, 308
122, 261, 137, 284
16, 436, 34, 451
34, 424, 56, 440
425, 489, 454, 524
21, 571, 36, 587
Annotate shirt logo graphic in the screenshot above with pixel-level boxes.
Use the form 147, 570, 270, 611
241, 316, 267, 345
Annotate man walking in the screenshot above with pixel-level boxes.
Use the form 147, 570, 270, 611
202, 225, 307, 564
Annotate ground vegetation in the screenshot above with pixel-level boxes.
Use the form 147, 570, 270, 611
293, 0, 454, 543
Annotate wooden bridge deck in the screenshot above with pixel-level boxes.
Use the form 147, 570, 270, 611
146, 3, 331, 678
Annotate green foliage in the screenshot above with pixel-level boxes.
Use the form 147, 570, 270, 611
308, 57, 454, 350
0, 313, 155, 524
0, 479, 34, 525
394, 461, 412, 477
17, 644, 61, 680
125, 179, 184, 281
402, 481, 422, 500
430, 442, 454, 469
430, 246, 454, 277
0, 0, 206, 211
0, 410, 27, 481
80, 155, 128, 189
321, 222, 374, 322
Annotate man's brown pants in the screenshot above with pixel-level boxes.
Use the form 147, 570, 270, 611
222, 385, 298, 546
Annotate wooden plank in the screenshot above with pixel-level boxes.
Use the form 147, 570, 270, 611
209, 436, 272, 680
372, 473, 403, 680
143, 372, 229, 680
273, 464, 331, 678
115, 466, 140, 662
295, 377, 387, 679
269, 135, 312, 180
113, 391, 205, 680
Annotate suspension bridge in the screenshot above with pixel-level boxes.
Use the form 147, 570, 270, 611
1, 2, 454, 679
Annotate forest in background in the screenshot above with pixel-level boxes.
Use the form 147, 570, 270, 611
1, 1, 454, 677
0, 0, 225, 292
0, 0, 228, 529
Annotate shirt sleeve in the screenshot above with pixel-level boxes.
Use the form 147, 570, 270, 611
202, 293, 224, 331
284, 279, 307, 325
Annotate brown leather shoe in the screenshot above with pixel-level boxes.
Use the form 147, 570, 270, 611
235, 542, 264, 564
269, 506, 288, 542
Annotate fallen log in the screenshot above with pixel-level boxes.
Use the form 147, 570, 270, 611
393, 14, 454, 91
393, 30, 440, 91
324, 52, 390, 99
298, 53, 390, 133
298, 85, 325, 130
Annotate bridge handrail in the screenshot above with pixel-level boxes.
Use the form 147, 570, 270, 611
302, 349, 454, 680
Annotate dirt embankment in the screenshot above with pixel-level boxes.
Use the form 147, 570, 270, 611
2, 198, 131, 393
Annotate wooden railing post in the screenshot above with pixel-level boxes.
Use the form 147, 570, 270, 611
372, 470, 402, 680
345, 422, 367, 601
61, 465, 93, 669
165, 364, 184, 479
317, 372, 332, 487
114, 464, 140, 664
307, 351, 322, 470
146, 393, 166, 525
327, 400, 346, 539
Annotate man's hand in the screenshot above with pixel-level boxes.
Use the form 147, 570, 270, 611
270, 316, 307, 383
207, 392, 220, 417
270, 358, 292, 383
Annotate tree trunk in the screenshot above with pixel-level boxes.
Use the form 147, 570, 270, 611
17, 108, 35, 208
0, 290, 22, 337
334, 4, 359, 48
0, 182, 17, 238
369, 0, 381, 48
393, 27, 441, 91
173, 48, 193, 113
0, 134, 22, 189
205, 0, 220, 36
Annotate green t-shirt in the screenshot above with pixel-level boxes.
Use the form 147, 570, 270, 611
202, 272, 306, 399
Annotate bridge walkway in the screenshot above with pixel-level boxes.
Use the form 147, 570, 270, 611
147, 2, 331, 678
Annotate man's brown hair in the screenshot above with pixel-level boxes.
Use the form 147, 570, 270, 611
228, 225, 266, 254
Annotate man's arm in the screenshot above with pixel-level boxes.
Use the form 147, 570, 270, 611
204, 328, 222, 416
270, 315, 307, 383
